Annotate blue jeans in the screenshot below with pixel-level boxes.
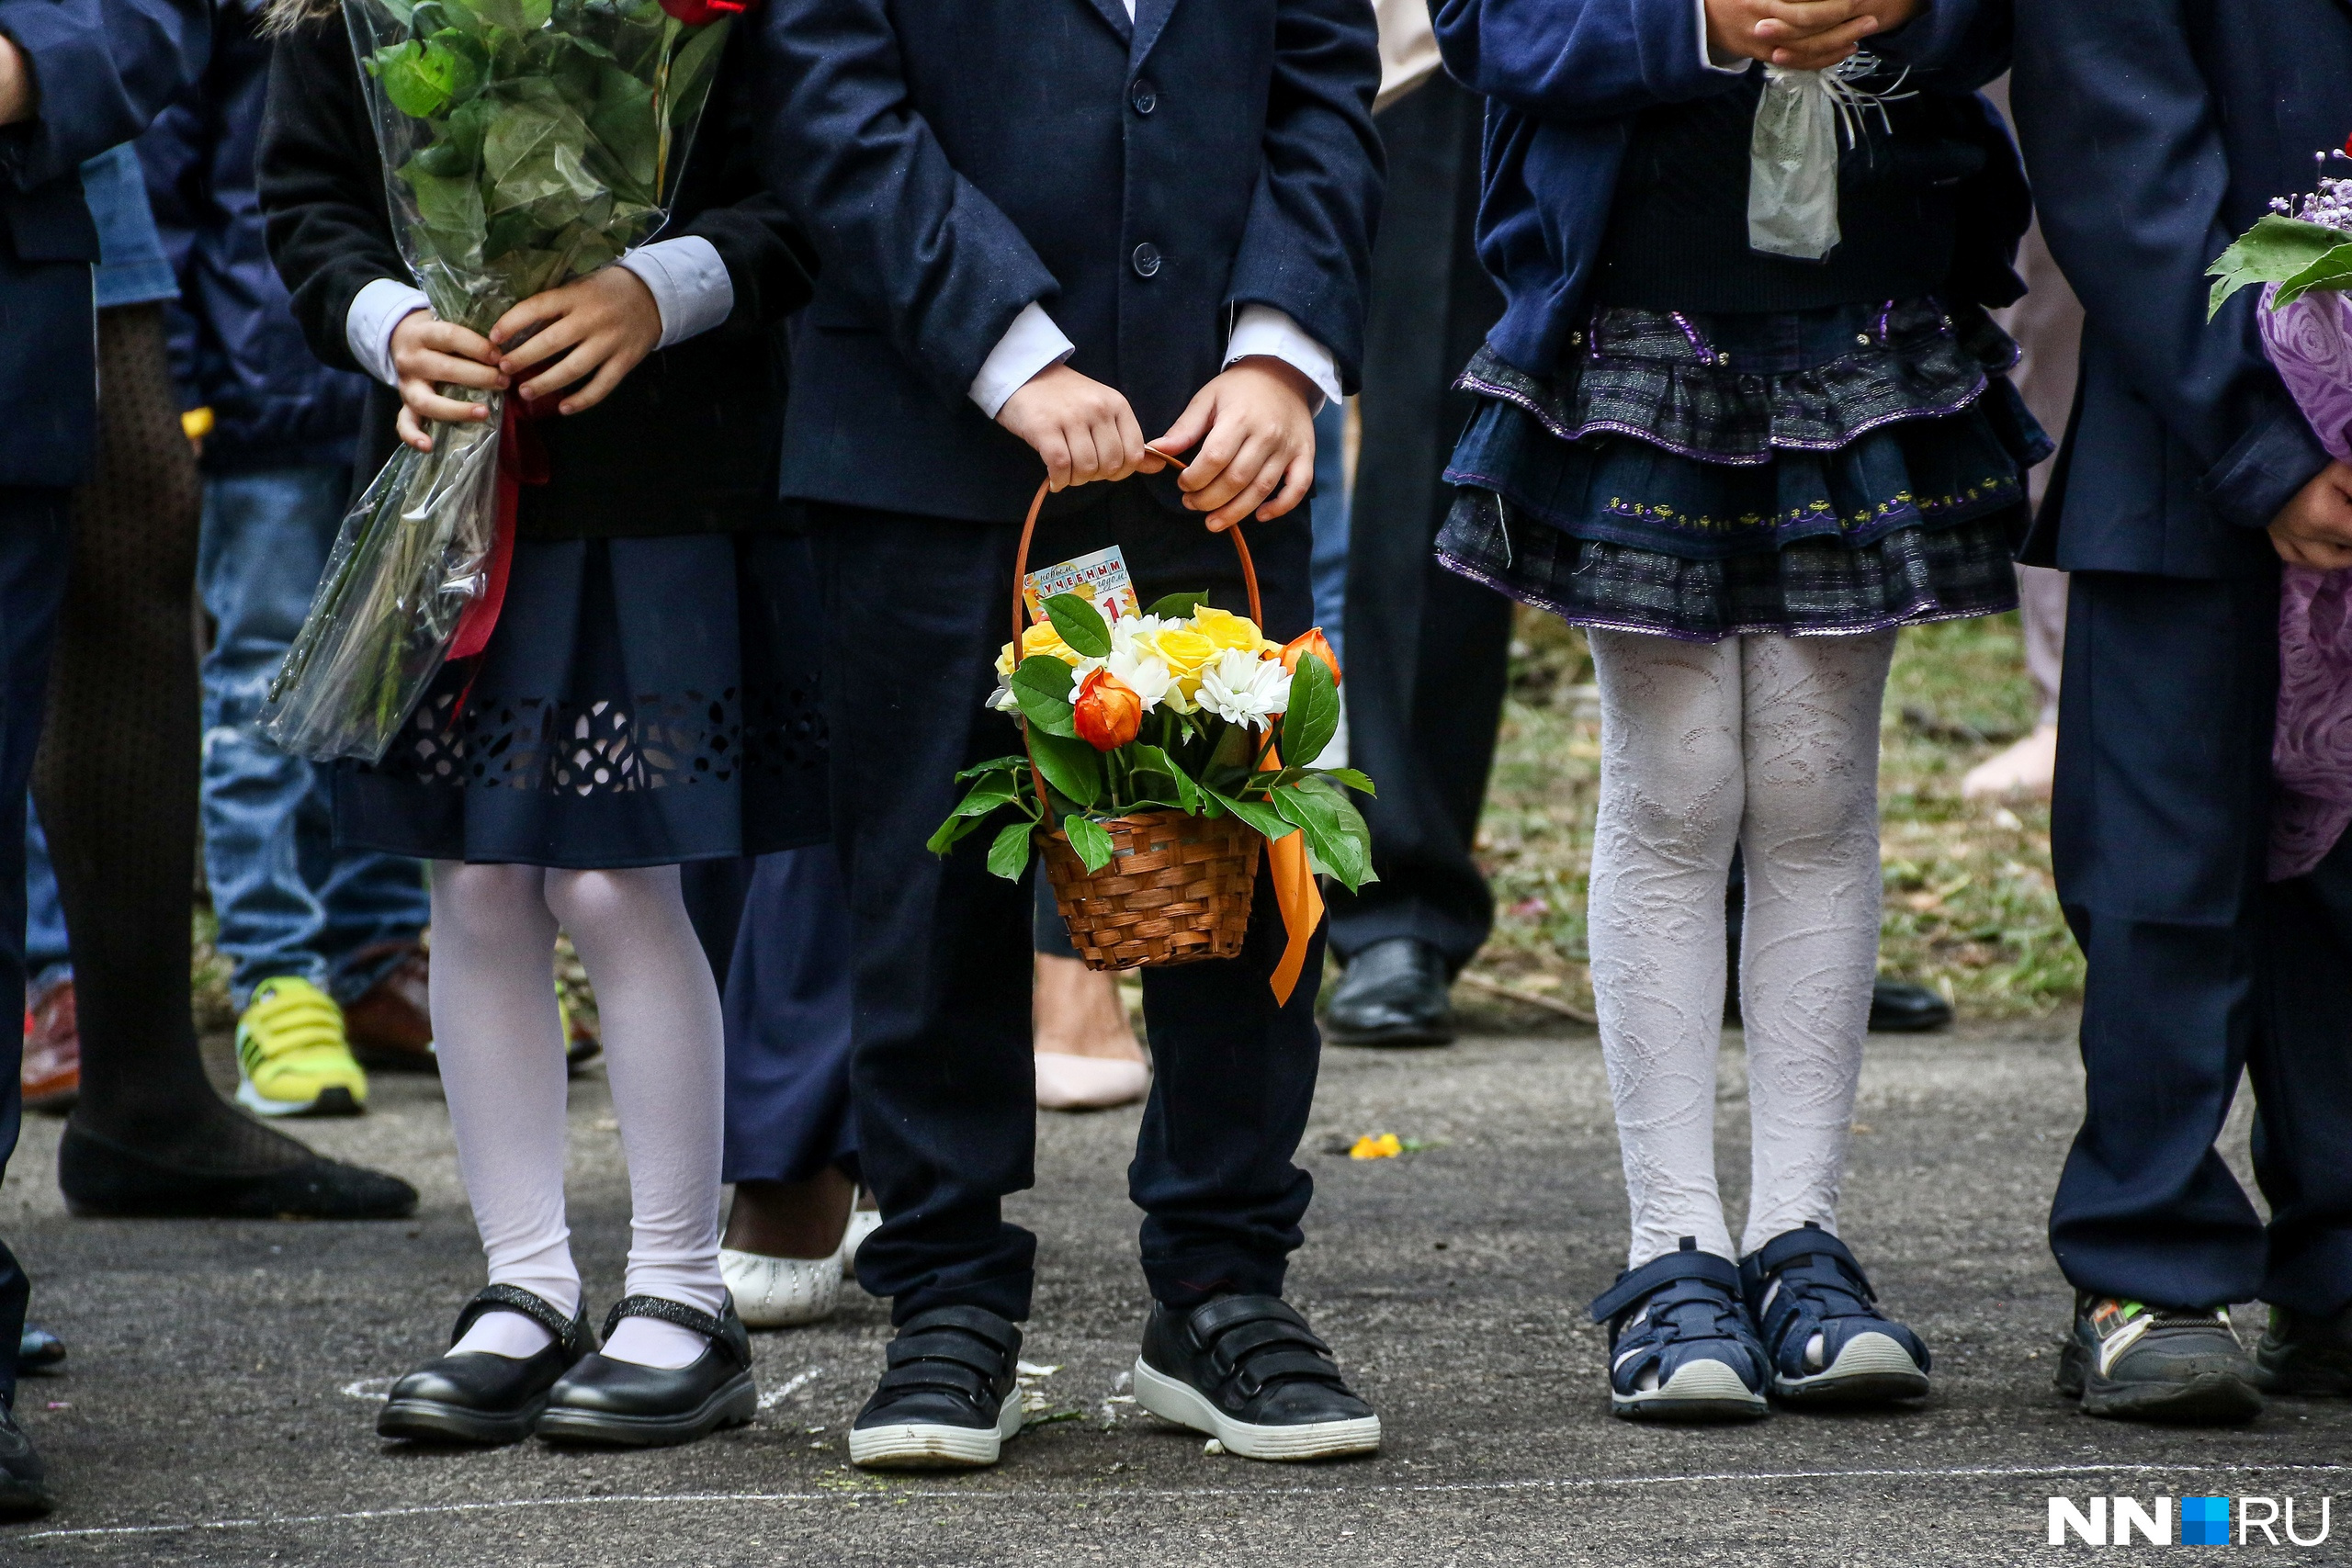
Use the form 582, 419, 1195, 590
23, 798, 66, 990
198, 467, 428, 1009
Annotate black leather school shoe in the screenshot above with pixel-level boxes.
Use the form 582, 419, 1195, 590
378, 1285, 596, 1445
0, 1400, 51, 1520
848, 1305, 1024, 1470
1136, 1295, 1382, 1461
536, 1296, 757, 1448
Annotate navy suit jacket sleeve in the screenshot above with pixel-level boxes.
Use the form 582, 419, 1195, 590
755, 0, 1062, 406
0, 0, 208, 191
2014, 0, 2326, 534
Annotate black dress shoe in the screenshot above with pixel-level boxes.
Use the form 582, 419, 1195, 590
1326, 938, 1453, 1047
58, 1122, 417, 1220
379, 1285, 596, 1445
0, 1401, 51, 1520
17, 1325, 63, 1375
848, 1304, 1023, 1470
1867, 979, 1953, 1033
1136, 1295, 1381, 1461
2255, 1303, 2352, 1396
537, 1296, 756, 1448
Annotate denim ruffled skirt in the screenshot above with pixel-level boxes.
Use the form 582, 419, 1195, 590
1436, 298, 2052, 641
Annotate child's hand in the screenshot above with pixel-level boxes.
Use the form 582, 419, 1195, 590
2269, 461, 2352, 570
1704, 0, 1905, 70
489, 266, 664, 417
997, 364, 1157, 491
390, 310, 507, 453
1149, 359, 1317, 533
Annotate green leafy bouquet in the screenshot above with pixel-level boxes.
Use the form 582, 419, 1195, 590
262, 0, 735, 762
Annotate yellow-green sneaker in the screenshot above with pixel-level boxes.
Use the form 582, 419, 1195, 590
235, 976, 368, 1117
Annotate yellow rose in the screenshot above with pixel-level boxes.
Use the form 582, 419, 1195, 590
997, 620, 1082, 678
1139, 625, 1218, 701
1192, 605, 1279, 657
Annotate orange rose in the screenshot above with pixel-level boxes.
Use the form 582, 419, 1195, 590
1072, 667, 1143, 751
1280, 627, 1341, 686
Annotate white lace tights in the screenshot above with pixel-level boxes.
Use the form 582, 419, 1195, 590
430, 862, 726, 1369
1586, 627, 1895, 1269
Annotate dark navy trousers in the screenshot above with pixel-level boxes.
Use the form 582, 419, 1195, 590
813, 482, 1326, 1325
718, 844, 859, 1187
0, 489, 72, 1409
2050, 568, 2352, 1314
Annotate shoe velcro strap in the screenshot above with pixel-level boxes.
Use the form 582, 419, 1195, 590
1188, 1294, 1313, 1344
1230, 1348, 1349, 1397
1206, 1315, 1331, 1377
603, 1294, 738, 1367
875, 1359, 993, 1403
897, 1303, 1023, 1355
455, 1284, 582, 1351
1747, 1224, 1872, 1299
1589, 1248, 1742, 1326
886, 1331, 1011, 1378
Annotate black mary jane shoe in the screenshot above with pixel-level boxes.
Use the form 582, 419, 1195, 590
378, 1285, 596, 1445
536, 1296, 757, 1449
1135, 1295, 1382, 1461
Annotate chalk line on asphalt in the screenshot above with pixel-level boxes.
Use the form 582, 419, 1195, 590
17, 1461, 2350, 1541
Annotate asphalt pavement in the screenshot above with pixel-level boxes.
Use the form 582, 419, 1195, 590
1, 1010, 2345, 1566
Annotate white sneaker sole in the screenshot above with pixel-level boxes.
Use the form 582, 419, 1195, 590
1612, 1357, 1770, 1421
1771, 1331, 1931, 1405
847, 1388, 1023, 1470
1132, 1357, 1382, 1461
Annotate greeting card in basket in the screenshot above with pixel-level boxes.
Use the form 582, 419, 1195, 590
1023, 547, 1141, 626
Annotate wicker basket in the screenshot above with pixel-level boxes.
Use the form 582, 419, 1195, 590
1012, 454, 1266, 972
1039, 809, 1262, 970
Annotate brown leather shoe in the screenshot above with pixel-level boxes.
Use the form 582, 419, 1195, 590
20, 978, 78, 1113
344, 943, 436, 1071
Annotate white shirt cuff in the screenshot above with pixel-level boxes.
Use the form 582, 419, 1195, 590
347, 276, 433, 388
1696, 0, 1747, 70
969, 301, 1076, 419
616, 236, 734, 349
1224, 304, 1340, 412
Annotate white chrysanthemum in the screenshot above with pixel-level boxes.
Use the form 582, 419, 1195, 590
1195, 649, 1290, 729
1104, 649, 1175, 711
1108, 613, 1171, 659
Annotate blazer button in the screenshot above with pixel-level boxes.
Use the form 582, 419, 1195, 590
1130, 77, 1158, 115
1132, 243, 1162, 278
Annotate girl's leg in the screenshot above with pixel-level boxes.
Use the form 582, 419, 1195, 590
427, 861, 579, 1356
1733, 630, 1897, 1255
1586, 628, 1747, 1267
544, 865, 726, 1369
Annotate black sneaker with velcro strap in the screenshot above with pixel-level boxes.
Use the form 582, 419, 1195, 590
849, 1305, 1025, 1469
1135, 1295, 1382, 1461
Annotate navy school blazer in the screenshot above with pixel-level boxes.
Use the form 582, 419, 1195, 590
754, 0, 1384, 524
2014, 0, 2352, 579
0, 0, 209, 489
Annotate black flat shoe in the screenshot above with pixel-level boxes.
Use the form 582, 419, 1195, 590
58, 1122, 417, 1220
848, 1304, 1024, 1470
0, 1401, 51, 1520
1326, 938, 1454, 1047
1867, 979, 1953, 1033
1136, 1295, 1382, 1461
378, 1286, 596, 1445
2254, 1303, 2352, 1396
537, 1296, 756, 1449
17, 1325, 64, 1375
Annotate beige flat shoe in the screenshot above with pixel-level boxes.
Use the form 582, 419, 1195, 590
1034, 1051, 1150, 1111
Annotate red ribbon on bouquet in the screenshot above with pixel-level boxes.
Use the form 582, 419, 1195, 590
447, 396, 550, 666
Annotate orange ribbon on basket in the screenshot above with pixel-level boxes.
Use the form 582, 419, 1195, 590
447, 396, 550, 665
1259, 739, 1327, 1009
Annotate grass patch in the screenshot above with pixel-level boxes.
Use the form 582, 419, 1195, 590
1465, 606, 2082, 1022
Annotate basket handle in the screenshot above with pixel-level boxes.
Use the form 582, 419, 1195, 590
1011, 448, 1261, 835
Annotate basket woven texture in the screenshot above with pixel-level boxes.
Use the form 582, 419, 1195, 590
1039, 808, 1262, 971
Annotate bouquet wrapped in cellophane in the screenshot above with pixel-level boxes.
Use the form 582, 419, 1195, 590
263, 0, 737, 761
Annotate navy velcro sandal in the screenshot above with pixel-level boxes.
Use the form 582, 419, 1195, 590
1739, 1223, 1931, 1406
1589, 1237, 1770, 1421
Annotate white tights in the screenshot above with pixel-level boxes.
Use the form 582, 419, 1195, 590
1586, 627, 1895, 1269
431, 862, 726, 1369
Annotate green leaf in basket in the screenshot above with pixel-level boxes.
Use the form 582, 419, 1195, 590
1272, 774, 1375, 892
987, 821, 1035, 881
1011, 655, 1078, 738
1144, 591, 1210, 620
924, 811, 985, 856
2210, 215, 2352, 316
1279, 649, 1339, 768
1043, 592, 1112, 659
1063, 815, 1116, 874
1126, 742, 1199, 814
1203, 786, 1291, 844
1313, 766, 1375, 795
1029, 728, 1103, 808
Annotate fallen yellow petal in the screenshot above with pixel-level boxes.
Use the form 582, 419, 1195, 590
1349, 1133, 1403, 1160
